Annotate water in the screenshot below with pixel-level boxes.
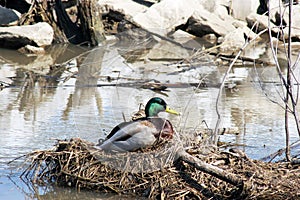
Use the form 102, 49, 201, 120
0, 42, 299, 199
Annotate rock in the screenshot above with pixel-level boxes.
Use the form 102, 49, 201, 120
99, 0, 241, 40
0, 6, 20, 25
202, 33, 218, 43
214, 0, 231, 20
246, 12, 276, 33
241, 25, 260, 41
171, 29, 202, 49
242, 41, 267, 59
231, 0, 260, 20
98, 0, 148, 38
248, 4, 300, 41
256, 0, 279, 16
231, 19, 258, 40
187, 6, 236, 37
98, 0, 147, 18
219, 27, 246, 55
18, 45, 46, 54
197, 0, 230, 16
0, 22, 54, 49
280, 5, 300, 41
218, 24, 264, 57
133, 0, 198, 36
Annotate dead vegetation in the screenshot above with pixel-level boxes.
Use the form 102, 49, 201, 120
21, 138, 300, 199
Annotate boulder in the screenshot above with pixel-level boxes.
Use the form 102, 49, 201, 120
98, 0, 147, 18
0, 22, 54, 49
219, 27, 246, 55
187, 6, 236, 37
246, 12, 277, 33
98, 0, 240, 40
171, 29, 202, 49
0, 6, 20, 25
133, 0, 198, 36
247, 4, 300, 41
18, 45, 46, 54
218, 24, 263, 57
280, 5, 300, 41
231, 0, 260, 20
214, 0, 231, 20
231, 19, 258, 40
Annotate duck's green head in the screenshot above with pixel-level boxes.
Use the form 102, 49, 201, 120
145, 97, 179, 117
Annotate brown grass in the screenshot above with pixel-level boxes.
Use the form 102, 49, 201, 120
21, 138, 300, 199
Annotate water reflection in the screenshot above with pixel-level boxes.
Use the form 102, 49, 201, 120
1, 172, 135, 200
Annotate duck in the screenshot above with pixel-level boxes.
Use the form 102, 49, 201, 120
96, 97, 179, 152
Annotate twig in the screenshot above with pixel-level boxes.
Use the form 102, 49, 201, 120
214, 28, 267, 144
261, 139, 300, 162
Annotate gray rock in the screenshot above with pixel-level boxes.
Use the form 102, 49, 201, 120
187, 6, 236, 37
219, 25, 263, 56
171, 29, 203, 49
98, 0, 147, 17
0, 6, 20, 25
18, 45, 46, 54
216, 12, 259, 41
133, 0, 198, 36
99, 0, 241, 40
268, 0, 284, 22
231, 0, 260, 20
215, 0, 231, 20
0, 22, 54, 49
219, 27, 245, 54
246, 12, 275, 33
247, 4, 300, 41
281, 5, 300, 41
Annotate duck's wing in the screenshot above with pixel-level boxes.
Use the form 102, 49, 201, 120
105, 121, 133, 140
98, 119, 157, 152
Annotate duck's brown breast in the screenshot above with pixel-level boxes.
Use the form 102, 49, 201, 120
148, 118, 174, 139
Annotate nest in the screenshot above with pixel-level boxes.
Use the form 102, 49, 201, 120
21, 138, 300, 199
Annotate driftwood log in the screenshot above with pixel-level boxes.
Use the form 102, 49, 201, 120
18, 0, 105, 45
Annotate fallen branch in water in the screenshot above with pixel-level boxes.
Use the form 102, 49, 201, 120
261, 140, 300, 162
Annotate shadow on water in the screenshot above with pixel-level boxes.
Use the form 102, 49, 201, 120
0, 36, 299, 199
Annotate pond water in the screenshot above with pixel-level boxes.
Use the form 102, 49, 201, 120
0, 40, 299, 199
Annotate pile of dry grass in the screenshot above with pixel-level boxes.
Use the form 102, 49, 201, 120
21, 138, 300, 199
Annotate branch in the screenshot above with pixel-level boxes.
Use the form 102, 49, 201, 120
214, 28, 267, 144
176, 148, 244, 187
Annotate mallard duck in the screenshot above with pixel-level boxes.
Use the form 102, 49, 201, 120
96, 97, 179, 152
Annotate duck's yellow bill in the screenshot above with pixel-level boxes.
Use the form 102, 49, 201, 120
166, 106, 180, 115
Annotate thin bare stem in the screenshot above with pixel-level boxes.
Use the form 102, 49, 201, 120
214, 29, 267, 145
